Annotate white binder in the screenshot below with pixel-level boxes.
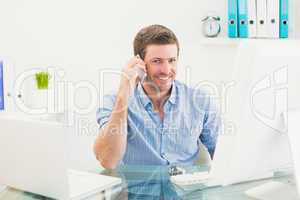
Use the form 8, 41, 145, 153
248, 0, 257, 38
256, 0, 268, 38
267, 0, 280, 38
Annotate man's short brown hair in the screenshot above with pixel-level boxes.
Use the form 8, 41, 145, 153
133, 24, 180, 60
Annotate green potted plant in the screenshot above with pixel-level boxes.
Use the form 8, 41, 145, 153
35, 72, 51, 89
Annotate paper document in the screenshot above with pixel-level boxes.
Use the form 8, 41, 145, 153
0, 185, 7, 193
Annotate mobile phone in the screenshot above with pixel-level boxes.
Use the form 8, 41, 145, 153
137, 68, 145, 81
135, 55, 147, 83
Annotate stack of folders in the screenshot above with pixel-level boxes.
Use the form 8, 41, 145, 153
228, 0, 288, 38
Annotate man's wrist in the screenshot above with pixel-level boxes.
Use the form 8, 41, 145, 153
119, 78, 135, 97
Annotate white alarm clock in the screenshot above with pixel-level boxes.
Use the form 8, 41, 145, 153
202, 15, 221, 37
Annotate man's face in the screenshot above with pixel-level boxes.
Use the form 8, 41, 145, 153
143, 44, 178, 93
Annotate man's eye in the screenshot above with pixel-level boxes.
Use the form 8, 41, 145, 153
169, 59, 176, 63
153, 60, 161, 64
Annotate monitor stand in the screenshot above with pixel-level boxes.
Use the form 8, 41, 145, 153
245, 181, 300, 200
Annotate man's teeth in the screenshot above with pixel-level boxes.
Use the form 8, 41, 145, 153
158, 77, 169, 80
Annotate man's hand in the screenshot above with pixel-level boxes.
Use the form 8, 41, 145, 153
121, 55, 146, 92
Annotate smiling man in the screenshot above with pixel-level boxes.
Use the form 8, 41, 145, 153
94, 24, 220, 169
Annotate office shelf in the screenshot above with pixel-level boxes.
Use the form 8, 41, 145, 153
199, 38, 241, 46
199, 37, 298, 47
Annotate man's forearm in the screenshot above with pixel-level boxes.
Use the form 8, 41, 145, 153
94, 56, 145, 169
94, 82, 132, 169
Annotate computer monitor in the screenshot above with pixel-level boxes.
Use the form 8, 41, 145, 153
221, 40, 300, 185
288, 110, 300, 197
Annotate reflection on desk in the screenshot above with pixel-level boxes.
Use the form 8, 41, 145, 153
101, 165, 296, 200
0, 165, 297, 200
117, 165, 181, 199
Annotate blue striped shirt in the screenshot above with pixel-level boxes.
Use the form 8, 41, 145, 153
96, 80, 220, 166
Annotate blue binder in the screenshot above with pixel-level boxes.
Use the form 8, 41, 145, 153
238, 0, 248, 38
279, 0, 288, 38
228, 0, 239, 38
0, 61, 4, 110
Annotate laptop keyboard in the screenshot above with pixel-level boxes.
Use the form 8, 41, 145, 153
68, 169, 121, 199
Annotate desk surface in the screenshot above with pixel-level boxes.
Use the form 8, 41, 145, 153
0, 165, 296, 200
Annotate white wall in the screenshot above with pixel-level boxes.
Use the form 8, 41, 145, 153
0, 0, 298, 170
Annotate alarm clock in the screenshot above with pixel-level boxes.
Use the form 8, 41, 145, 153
202, 15, 221, 37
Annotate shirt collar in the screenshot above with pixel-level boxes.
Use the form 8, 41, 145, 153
136, 83, 152, 108
168, 80, 177, 105
137, 80, 177, 108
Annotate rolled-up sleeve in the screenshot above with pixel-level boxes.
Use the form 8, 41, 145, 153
199, 94, 221, 158
96, 94, 116, 130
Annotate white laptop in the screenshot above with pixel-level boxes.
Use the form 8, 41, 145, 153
0, 116, 122, 200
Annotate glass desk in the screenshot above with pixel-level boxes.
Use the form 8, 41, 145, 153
0, 165, 297, 200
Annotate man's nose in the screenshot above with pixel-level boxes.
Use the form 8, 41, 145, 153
159, 61, 171, 74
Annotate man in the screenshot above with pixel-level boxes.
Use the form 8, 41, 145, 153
94, 24, 220, 169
